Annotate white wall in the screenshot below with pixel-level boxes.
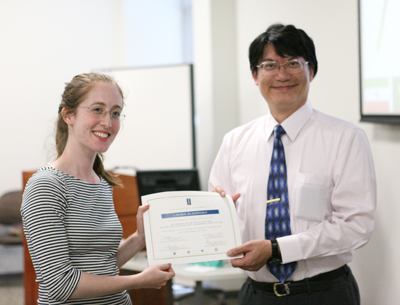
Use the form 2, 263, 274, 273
192, 0, 239, 190
232, 0, 397, 304
0, 0, 191, 196
1, 0, 125, 196
122, 0, 186, 67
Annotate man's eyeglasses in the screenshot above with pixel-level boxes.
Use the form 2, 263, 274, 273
78, 106, 126, 122
256, 59, 309, 76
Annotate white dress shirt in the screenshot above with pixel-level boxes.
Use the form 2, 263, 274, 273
208, 102, 376, 282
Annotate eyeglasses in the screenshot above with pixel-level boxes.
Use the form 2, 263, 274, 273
78, 105, 126, 122
256, 59, 309, 76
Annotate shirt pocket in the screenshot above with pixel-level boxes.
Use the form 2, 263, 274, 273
293, 173, 331, 222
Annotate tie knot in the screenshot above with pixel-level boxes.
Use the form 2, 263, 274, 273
273, 125, 286, 138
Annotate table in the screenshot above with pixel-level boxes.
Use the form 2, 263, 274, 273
122, 251, 247, 305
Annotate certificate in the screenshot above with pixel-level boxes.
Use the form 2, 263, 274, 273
142, 191, 243, 266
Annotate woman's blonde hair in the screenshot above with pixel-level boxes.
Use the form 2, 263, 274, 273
56, 72, 124, 187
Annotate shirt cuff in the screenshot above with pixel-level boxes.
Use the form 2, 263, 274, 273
277, 235, 303, 264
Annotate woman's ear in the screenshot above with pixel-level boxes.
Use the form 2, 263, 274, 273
61, 108, 74, 125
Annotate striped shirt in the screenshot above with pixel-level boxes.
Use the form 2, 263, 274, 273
21, 167, 131, 305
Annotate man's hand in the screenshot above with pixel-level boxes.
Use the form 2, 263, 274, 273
227, 240, 272, 271
213, 186, 240, 203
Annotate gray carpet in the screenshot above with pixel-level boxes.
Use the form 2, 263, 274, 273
0, 273, 24, 305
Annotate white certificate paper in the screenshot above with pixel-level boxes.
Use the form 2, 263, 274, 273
142, 191, 243, 266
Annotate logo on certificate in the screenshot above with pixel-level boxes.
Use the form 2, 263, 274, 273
186, 198, 191, 205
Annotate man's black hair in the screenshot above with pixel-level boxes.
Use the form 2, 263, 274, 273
249, 24, 318, 78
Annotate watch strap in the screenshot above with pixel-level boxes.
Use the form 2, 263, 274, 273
268, 239, 282, 265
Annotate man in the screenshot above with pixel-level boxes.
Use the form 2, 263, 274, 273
209, 24, 376, 304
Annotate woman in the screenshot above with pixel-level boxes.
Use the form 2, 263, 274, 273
21, 73, 175, 304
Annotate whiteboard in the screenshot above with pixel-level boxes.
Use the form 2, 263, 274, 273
99, 65, 195, 171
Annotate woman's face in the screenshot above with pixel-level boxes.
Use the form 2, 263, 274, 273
64, 82, 123, 157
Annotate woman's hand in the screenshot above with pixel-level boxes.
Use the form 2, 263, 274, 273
136, 264, 175, 289
117, 204, 149, 267
70, 264, 175, 298
136, 204, 149, 241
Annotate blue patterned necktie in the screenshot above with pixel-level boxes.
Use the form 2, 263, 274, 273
265, 124, 296, 282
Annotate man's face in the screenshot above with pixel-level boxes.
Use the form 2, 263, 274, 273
253, 44, 314, 122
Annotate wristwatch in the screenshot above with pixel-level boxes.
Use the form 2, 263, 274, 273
267, 239, 282, 265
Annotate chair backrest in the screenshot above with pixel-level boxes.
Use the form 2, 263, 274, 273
0, 190, 22, 225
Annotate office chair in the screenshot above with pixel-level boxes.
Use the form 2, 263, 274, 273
0, 191, 23, 245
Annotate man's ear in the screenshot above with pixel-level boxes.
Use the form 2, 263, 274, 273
252, 71, 259, 86
309, 69, 314, 82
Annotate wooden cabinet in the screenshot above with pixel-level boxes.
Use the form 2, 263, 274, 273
112, 174, 140, 239
22, 171, 168, 305
22, 171, 39, 305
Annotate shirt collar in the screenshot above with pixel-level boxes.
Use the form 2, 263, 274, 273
266, 101, 313, 142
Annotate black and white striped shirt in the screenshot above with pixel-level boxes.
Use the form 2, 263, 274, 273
21, 167, 131, 305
